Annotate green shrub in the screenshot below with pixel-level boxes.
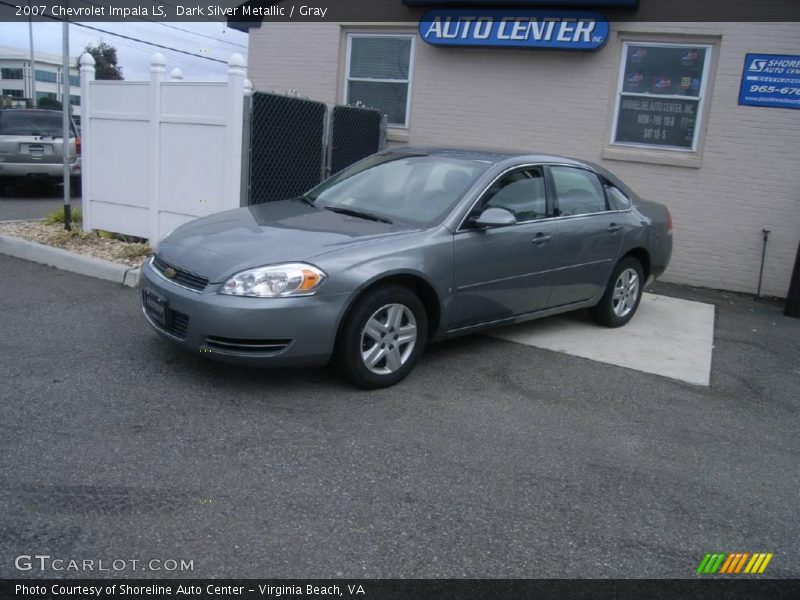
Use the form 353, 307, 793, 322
44, 206, 82, 225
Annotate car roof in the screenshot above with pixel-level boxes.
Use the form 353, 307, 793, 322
393, 146, 589, 168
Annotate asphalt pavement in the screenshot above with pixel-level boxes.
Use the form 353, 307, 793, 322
0, 186, 80, 221
0, 254, 798, 578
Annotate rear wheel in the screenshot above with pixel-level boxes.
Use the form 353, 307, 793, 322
589, 257, 644, 327
336, 285, 427, 389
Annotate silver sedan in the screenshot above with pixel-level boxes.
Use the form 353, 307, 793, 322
140, 149, 673, 388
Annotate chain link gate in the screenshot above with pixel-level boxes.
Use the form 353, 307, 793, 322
328, 105, 385, 176
247, 92, 327, 205
245, 92, 386, 205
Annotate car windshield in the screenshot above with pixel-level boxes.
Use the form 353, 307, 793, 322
0, 110, 74, 137
305, 154, 487, 226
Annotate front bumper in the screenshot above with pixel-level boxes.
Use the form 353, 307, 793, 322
139, 261, 351, 367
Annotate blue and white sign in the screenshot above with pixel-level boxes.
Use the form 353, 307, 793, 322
739, 53, 800, 110
419, 9, 609, 51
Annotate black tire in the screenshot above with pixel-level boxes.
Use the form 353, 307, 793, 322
335, 285, 428, 389
589, 257, 644, 328
70, 178, 82, 197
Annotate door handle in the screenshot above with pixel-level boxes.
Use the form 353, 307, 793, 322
531, 234, 552, 245
607, 223, 624, 233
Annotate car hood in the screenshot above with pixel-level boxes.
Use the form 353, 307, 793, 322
156, 200, 418, 283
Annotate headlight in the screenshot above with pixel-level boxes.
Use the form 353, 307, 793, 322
220, 263, 327, 297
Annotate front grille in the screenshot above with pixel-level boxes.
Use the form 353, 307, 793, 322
152, 255, 208, 292
141, 290, 190, 340
204, 336, 292, 355
170, 311, 190, 339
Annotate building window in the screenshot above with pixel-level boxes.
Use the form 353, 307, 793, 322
69, 95, 80, 105
69, 74, 80, 87
1, 68, 24, 80
345, 34, 414, 128
3, 89, 24, 98
35, 69, 57, 83
36, 91, 56, 100
611, 42, 712, 152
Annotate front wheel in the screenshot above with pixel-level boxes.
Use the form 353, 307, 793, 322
589, 257, 644, 328
335, 285, 428, 389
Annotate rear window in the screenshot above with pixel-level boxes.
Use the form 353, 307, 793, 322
0, 110, 75, 137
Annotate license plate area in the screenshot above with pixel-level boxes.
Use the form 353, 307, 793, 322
22, 143, 52, 156
143, 289, 170, 328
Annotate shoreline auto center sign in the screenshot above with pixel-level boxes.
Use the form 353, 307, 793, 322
419, 9, 610, 51
739, 53, 800, 109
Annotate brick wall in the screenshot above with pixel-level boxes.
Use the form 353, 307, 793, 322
247, 21, 800, 298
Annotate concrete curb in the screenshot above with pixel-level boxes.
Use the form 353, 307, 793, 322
0, 234, 140, 287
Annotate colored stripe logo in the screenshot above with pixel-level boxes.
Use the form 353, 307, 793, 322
697, 552, 773, 574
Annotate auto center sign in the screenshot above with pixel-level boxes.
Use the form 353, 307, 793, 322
419, 9, 610, 51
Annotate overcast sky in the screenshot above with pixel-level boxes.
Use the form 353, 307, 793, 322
0, 21, 249, 80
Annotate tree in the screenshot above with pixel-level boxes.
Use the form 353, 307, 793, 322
37, 96, 62, 110
79, 41, 124, 80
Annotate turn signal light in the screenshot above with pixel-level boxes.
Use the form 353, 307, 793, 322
298, 268, 322, 291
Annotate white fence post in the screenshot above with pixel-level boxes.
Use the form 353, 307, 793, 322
169, 67, 184, 81
148, 53, 166, 243
79, 53, 95, 232
225, 53, 246, 210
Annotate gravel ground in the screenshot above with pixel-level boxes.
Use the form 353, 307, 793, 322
0, 220, 151, 267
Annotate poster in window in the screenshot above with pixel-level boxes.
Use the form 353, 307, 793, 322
622, 46, 706, 97
615, 97, 698, 148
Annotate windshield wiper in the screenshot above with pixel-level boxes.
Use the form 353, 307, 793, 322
323, 206, 393, 224
292, 195, 316, 207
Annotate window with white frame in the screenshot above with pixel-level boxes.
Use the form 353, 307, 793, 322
612, 42, 712, 152
345, 34, 414, 128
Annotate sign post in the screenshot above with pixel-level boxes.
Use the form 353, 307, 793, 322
62, 16, 71, 231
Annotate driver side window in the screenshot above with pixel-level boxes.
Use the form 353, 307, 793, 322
479, 167, 547, 222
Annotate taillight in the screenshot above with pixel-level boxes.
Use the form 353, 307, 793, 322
666, 208, 673, 232
75, 137, 81, 156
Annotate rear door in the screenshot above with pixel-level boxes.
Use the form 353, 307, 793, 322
545, 165, 626, 308
450, 166, 558, 329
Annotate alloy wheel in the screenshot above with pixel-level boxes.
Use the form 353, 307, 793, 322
612, 267, 640, 318
360, 303, 418, 375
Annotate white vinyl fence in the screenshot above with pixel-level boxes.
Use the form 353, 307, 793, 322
79, 52, 251, 245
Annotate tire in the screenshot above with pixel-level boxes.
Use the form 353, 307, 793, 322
335, 285, 428, 389
589, 257, 644, 328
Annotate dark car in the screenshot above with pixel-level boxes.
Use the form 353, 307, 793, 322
141, 149, 672, 388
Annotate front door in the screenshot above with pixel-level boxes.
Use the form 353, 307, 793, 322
450, 167, 558, 330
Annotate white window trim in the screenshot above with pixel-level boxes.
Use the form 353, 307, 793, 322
344, 33, 415, 129
610, 41, 713, 153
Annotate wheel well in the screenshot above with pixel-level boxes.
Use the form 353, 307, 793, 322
338, 274, 442, 342
624, 247, 651, 281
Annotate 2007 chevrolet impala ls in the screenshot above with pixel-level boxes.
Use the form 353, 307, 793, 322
140, 149, 672, 388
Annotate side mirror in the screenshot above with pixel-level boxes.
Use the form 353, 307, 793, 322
473, 207, 517, 228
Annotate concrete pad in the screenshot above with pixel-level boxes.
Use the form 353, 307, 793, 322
489, 293, 715, 386
0, 234, 140, 288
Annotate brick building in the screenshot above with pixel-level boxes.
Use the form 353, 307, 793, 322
239, 1, 799, 297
